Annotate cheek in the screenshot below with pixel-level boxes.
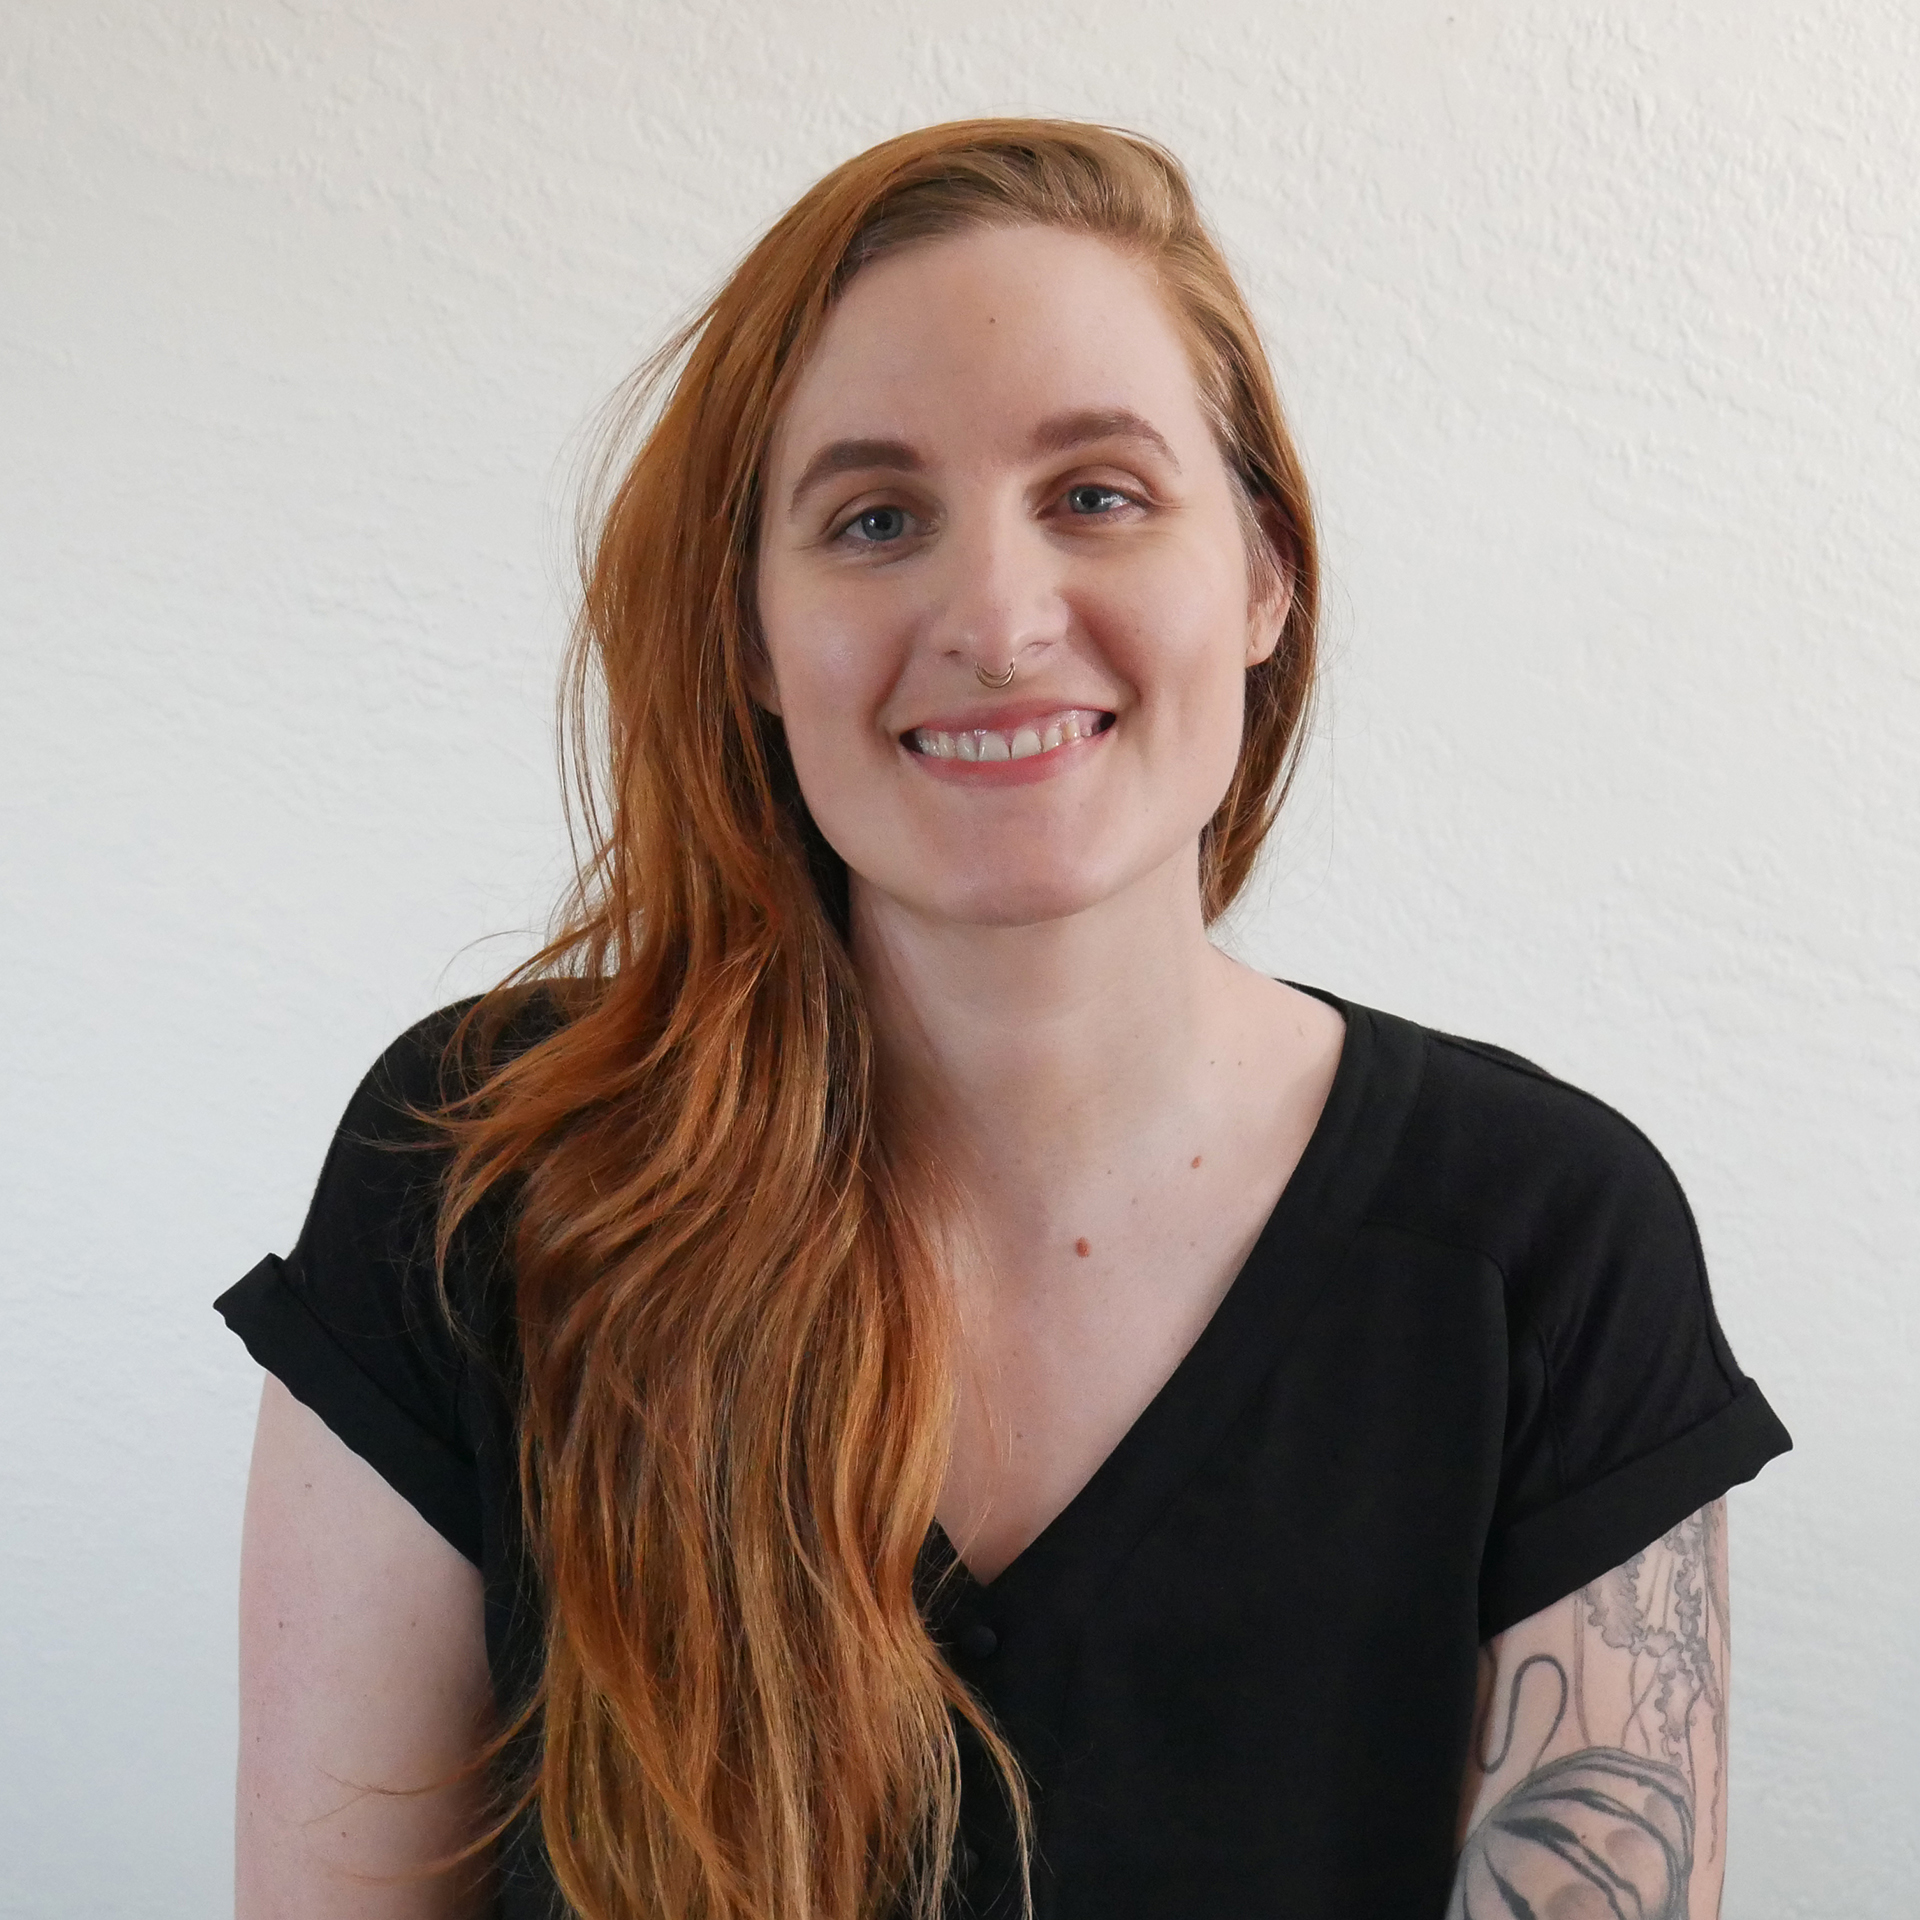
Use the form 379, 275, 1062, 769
1118, 571, 1256, 829
757, 580, 901, 829
785, 629, 869, 719
1125, 567, 1251, 729
760, 570, 873, 727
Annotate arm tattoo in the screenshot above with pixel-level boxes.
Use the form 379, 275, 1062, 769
1450, 1503, 1728, 1920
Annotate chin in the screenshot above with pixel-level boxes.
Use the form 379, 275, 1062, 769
917, 854, 1145, 932
844, 824, 1208, 938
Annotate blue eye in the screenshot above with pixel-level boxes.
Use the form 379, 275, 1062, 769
1066, 485, 1127, 515
846, 505, 908, 544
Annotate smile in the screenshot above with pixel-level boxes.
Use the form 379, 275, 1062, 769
905, 707, 1114, 762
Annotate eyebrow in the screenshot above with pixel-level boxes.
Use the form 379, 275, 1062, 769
785, 408, 1181, 517
787, 438, 921, 515
1027, 407, 1181, 470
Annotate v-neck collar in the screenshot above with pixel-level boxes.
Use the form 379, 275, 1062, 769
920, 993, 1427, 1631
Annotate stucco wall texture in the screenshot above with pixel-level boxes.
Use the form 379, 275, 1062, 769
3, 3, 1914, 1912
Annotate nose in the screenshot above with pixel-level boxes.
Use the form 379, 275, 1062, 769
926, 506, 1069, 681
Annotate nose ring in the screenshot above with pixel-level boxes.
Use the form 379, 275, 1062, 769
973, 661, 1016, 689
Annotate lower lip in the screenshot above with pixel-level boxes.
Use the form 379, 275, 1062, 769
902, 725, 1111, 788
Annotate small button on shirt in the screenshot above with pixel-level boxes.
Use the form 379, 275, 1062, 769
956, 1621, 999, 1662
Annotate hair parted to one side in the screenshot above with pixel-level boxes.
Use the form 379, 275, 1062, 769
435, 120, 1320, 1920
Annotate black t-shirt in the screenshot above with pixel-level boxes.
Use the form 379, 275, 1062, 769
215, 990, 1790, 1920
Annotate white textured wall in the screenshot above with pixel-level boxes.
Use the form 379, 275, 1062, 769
3, 3, 1914, 1912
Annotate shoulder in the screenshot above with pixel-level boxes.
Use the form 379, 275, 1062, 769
306, 998, 490, 1249
215, 991, 572, 1567
1398, 1021, 1688, 1211
1309, 997, 1788, 1635
340, 986, 573, 1143
1356, 1010, 1714, 1346
284, 986, 576, 1331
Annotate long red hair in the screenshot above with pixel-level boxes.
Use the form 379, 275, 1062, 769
437, 119, 1320, 1920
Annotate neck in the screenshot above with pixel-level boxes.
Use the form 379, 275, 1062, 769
851, 852, 1244, 1196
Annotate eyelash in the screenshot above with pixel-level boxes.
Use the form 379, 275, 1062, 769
829, 483, 1141, 549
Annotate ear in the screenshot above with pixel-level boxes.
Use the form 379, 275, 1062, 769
744, 645, 784, 717
1244, 499, 1293, 668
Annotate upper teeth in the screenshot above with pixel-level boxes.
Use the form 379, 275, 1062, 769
911, 709, 1107, 762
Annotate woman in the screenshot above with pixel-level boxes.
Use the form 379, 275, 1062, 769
220, 121, 1790, 1920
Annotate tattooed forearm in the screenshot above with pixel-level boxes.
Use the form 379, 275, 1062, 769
1451, 1501, 1729, 1920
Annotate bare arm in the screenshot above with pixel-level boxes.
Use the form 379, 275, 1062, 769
1452, 1500, 1731, 1920
237, 1376, 495, 1919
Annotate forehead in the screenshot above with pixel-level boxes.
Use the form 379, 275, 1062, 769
768, 225, 1213, 470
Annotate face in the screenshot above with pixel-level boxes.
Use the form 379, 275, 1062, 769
753, 223, 1285, 938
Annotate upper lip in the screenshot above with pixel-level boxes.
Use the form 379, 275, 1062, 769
897, 698, 1115, 736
